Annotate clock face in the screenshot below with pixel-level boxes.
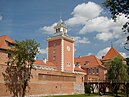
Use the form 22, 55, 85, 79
67, 46, 70, 51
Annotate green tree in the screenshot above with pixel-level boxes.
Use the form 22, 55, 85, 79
103, 0, 129, 49
84, 83, 91, 95
103, 0, 129, 31
3, 39, 39, 97
106, 56, 129, 96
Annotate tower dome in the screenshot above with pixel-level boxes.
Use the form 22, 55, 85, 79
54, 19, 67, 35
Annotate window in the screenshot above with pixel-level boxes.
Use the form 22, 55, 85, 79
67, 63, 71, 67
8, 53, 11, 58
84, 61, 89, 65
75, 62, 80, 67
90, 68, 92, 74
6, 41, 13, 48
53, 49, 56, 53
96, 68, 99, 74
82, 77, 84, 82
53, 43, 56, 47
92, 68, 94, 74
53, 56, 56, 60
88, 69, 91, 74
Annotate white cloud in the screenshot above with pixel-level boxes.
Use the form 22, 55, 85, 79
96, 32, 113, 41
87, 53, 93, 56
79, 14, 128, 41
38, 47, 47, 55
73, 36, 90, 45
40, 1, 128, 46
40, 23, 57, 34
39, 1, 104, 38
0, 15, 3, 21
120, 52, 128, 58
79, 16, 112, 34
96, 47, 110, 59
66, 1, 103, 26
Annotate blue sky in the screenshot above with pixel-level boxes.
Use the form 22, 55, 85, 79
0, 0, 128, 59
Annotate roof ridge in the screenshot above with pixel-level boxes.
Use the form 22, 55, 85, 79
93, 56, 102, 66
75, 55, 94, 59
0, 35, 8, 37
102, 47, 124, 61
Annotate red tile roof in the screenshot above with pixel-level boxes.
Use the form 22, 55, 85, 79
75, 55, 104, 68
34, 60, 56, 67
0, 35, 15, 50
74, 66, 85, 72
102, 47, 124, 61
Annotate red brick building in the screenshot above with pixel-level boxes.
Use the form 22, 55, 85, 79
102, 47, 124, 61
0, 20, 85, 96
75, 55, 105, 81
0, 20, 125, 96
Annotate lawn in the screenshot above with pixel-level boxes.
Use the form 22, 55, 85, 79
47, 94, 108, 97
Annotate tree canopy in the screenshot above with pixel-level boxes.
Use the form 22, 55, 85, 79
106, 56, 129, 96
3, 39, 39, 97
106, 56, 128, 81
103, 0, 129, 49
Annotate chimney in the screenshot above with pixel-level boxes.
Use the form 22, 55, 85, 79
43, 58, 47, 64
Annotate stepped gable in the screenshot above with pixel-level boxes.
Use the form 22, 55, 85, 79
34, 60, 56, 67
75, 55, 104, 68
0, 35, 15, 50
102, 47, 124, 61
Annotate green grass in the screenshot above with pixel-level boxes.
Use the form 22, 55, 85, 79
46, 94, 101, 97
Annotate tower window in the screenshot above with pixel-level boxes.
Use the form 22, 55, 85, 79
53, 43, 56, 47
53, 56, 56, 60
53, 49, 56, 53
67, 63, 71, 67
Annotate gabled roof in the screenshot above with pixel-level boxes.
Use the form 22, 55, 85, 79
34, 60, 56, 67
75, 55, 104, 68
0, 35, 15, 50
102, 47, 124, 61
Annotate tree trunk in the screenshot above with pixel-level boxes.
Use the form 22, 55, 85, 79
22, 80, 27, 97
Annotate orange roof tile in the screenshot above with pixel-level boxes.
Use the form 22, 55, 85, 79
74, 66, 85, 72
75, 55, 104, 68
0, 35, 15, 50
102, 47, 124, 61
46, 61, 56, 67
34, 60, 56, 67
34, 60, 45, 65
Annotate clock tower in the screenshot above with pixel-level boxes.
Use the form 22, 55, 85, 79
47, 19, 74, 72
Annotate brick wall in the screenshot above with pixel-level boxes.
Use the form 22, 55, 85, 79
0, 50, 8, 65
0, 65, 85, 97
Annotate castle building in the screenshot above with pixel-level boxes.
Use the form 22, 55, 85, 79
0, 19, 125, 96
47, 19, 74, 72
75, 55, 105, 81
102, 47, 124, 61
0, 20, 85, 96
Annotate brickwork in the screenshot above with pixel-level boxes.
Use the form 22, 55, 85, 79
48, 39, 62, 71
63, 39, 74, 72
0, 50, 8, 65
0, 65, 84, 96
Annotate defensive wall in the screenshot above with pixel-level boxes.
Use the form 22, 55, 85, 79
0, 64, 85, 97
